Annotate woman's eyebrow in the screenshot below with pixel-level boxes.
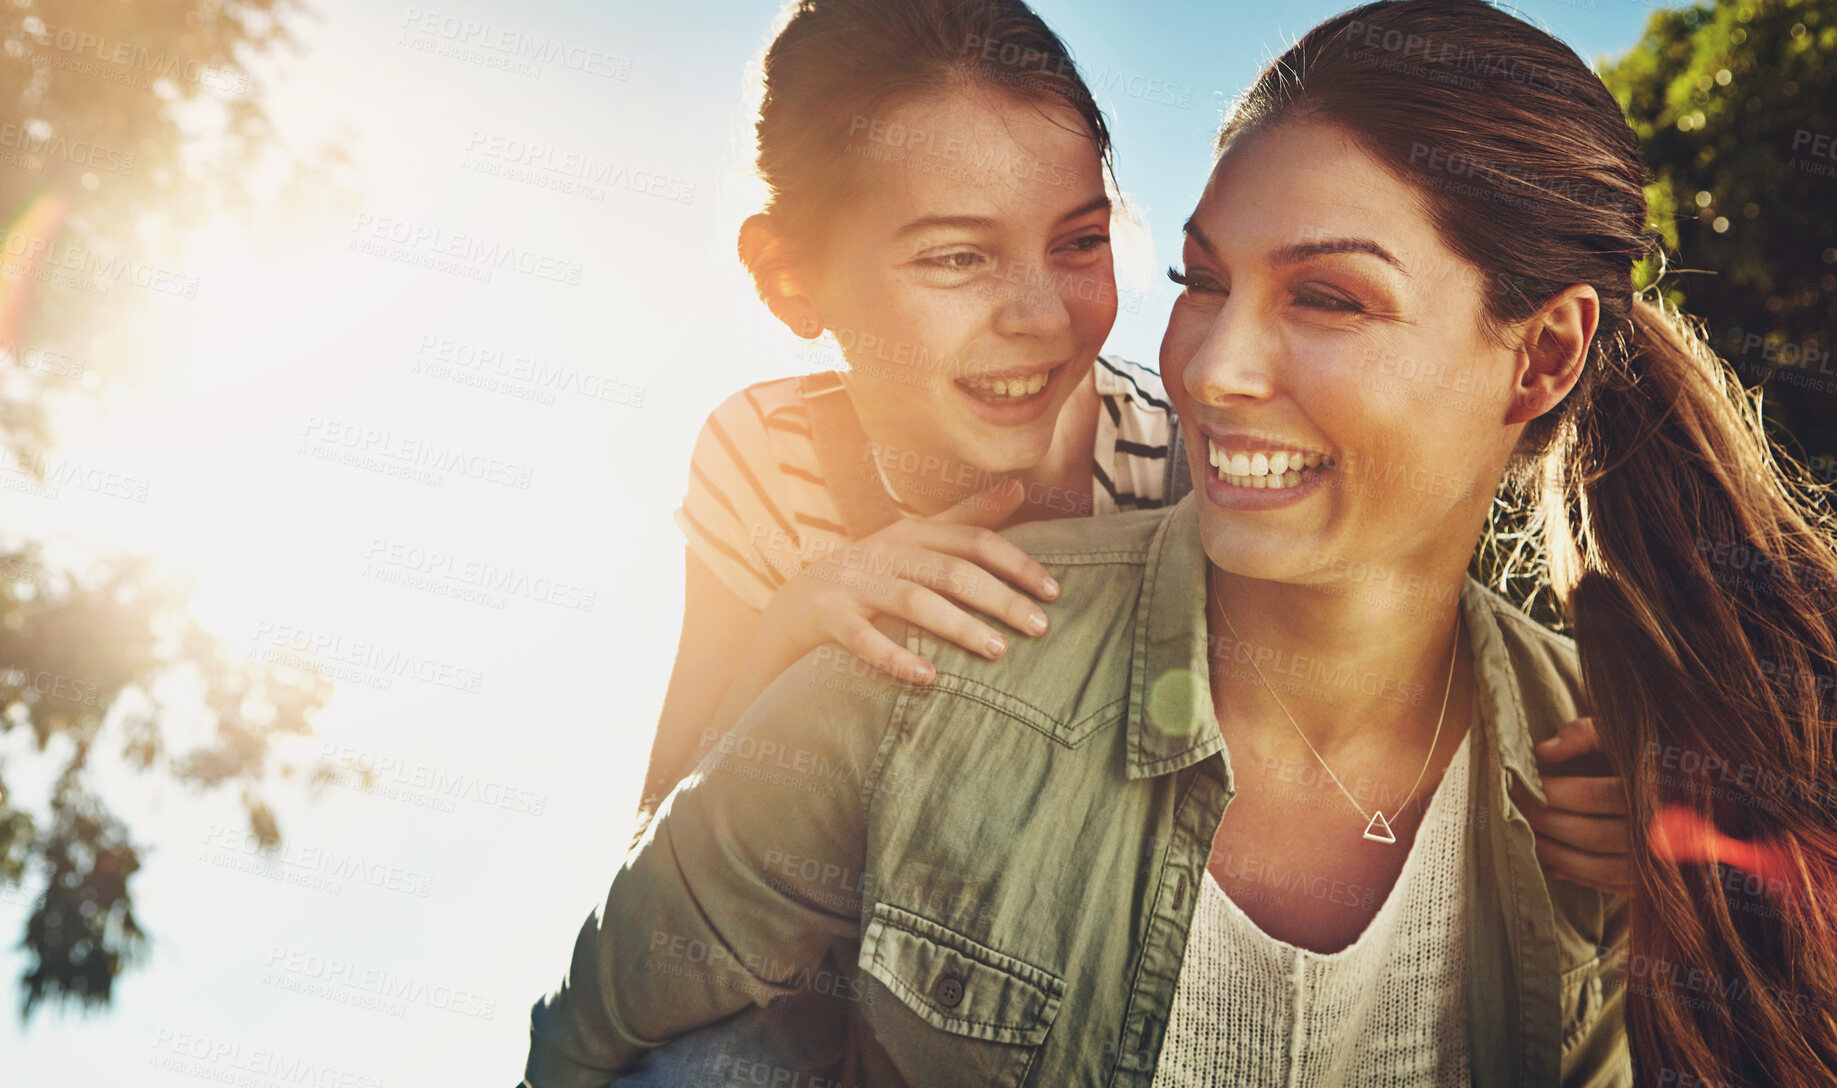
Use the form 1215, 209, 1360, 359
1181, 217, 1219, 257
1272, 237, 1408, 274
1181, 219, 1408, 276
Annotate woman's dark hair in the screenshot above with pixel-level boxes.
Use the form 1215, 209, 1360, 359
745, 0, 1114, 277
1224, 2, 1837, 1084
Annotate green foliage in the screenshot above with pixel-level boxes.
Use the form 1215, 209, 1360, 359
2, 0, 330, 387
1601, 0, 1837, 468
0, 0, 336, 1019
0, 548, 331, 1018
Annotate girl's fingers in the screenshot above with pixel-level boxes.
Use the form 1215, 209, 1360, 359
836, 541, 1040, 642
1534, 715, 1600, 764
914, 522, 1060, 602
1539, 775, 1631, 816
830, 614, 936, 685
874, 577, 1014, 661
1535, 836, 1634, 897
1526, 807, 1633, 858
905, 550, 1049, 638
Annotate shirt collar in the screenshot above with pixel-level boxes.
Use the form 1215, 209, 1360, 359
1125, 493, 1227, 780
1460, 574, 1547, 802
1124, 491, 1545, 796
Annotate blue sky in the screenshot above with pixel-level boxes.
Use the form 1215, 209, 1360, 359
0, 1, 1675, 1084
600, 0, 1664, 368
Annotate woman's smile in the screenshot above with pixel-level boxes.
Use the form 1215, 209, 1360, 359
1199, 430, 1337, 509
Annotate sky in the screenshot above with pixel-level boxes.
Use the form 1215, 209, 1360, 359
0, 0, 1674, 1084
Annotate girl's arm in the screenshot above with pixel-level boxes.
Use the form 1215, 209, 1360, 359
531, 642, 891, 1086
639, 485, 1059, 820
636, 551, 764, 819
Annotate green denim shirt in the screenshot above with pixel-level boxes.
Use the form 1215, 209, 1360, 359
528, 493, 1631, 1086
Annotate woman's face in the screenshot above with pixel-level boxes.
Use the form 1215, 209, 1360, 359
803, 86, 1116, 476
1161, 120, 1529, 593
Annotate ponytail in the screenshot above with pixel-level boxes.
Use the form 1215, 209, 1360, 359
1556, 296, 1837, 1085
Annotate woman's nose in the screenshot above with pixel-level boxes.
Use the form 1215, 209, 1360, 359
1183, 299, 1276, 406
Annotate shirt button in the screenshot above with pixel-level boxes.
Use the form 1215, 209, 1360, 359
934, 975, 965, 1008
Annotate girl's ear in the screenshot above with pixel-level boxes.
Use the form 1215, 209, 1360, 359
739, 214, 824, 340
1504, 283, 1598, 426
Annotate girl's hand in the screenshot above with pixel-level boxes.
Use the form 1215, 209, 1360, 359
1513, 716, 1634, 896
763, 478, 1061, 684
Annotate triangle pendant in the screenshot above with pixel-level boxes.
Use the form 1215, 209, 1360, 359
1363, 811, 1397, 844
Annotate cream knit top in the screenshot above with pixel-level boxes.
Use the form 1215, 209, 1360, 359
1151, 729, 1475, 1087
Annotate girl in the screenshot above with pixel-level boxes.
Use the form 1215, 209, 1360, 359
624, 5, 1198, 1078
636, 0, 1187, 821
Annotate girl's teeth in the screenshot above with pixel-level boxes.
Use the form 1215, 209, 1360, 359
963, 372, 1048, 402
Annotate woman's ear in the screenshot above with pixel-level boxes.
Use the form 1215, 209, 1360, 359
739, 214, 824, 340
1504, 284, 1598, 426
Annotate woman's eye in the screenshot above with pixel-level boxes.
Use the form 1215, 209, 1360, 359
919, 251, 987, 272
1064, 233, 1110, 254
1294, 285, 1362, 313
1167, 266, 1226, 295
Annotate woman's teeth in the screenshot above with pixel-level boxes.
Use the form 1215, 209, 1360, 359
960, 371, 1049, 403
1206, 439, 1332, 490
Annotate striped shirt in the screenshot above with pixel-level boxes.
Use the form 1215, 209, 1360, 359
673, 356, 1178, 611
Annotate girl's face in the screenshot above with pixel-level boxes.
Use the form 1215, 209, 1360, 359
804, 86, 1116, 475
1161, 121, 1530, 593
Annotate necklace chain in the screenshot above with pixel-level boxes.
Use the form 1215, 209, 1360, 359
1207, 568, 1461, 843
834, 373, 914, 510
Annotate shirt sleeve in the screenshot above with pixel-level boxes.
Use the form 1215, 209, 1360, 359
524, 639, 898, 1085
672, 390, 800, 612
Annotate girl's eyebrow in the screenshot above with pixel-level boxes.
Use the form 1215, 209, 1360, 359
893, 214, 997, 238
1055, 194, 1113, 224
892, 195, 1112, 241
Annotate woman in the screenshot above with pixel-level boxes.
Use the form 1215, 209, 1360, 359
545, 0, 1706, 1084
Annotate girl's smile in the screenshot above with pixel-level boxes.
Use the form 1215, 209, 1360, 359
952, 360, 1069, 424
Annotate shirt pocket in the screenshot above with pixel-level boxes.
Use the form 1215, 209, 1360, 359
1560, 952, 1607, 1050
858, 902, 1064, 1086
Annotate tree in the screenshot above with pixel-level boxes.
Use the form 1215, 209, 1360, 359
1601, 0, 1837, 469
0, 0, 339, 1018
1478, 0, 1836, 629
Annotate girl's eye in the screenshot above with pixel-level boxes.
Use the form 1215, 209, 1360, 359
1294, 285, 1362, 313
1064, 233, 1110, 254
919, 251, 987, 272
1167, 266, 1226, 295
